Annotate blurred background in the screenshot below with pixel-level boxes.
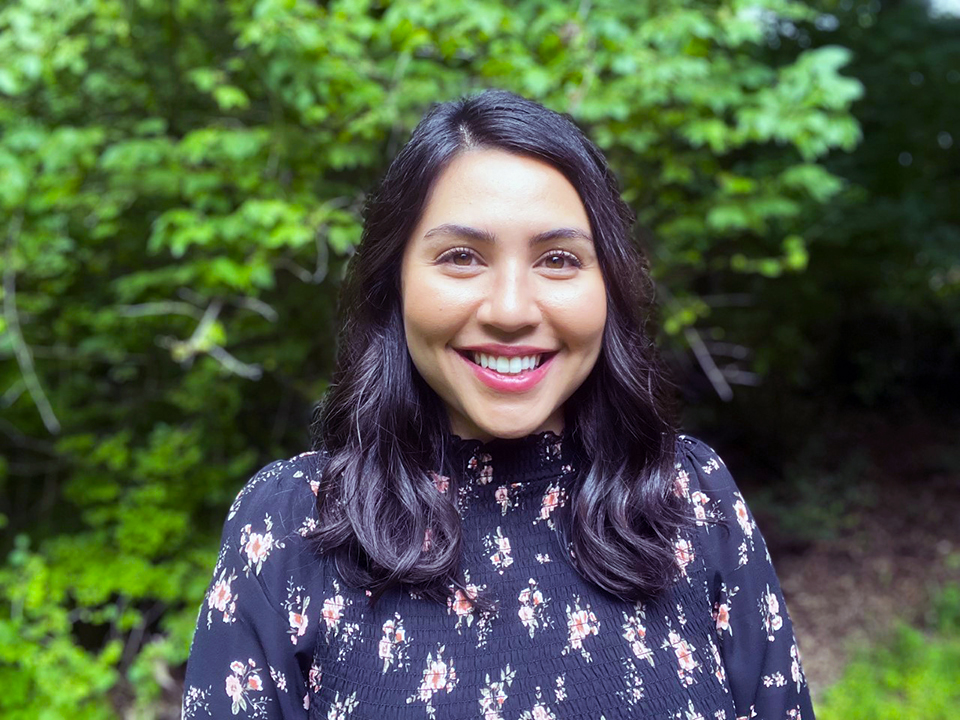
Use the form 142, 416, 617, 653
1, 0, 957, 717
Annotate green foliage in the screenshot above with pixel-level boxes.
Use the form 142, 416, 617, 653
0, 0, 869, 715
818, 585, 960, 720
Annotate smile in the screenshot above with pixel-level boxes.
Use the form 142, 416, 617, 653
470, 352, 543, 374
456, 349, 557, 392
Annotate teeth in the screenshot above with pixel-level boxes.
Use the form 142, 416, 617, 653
471, 352, 543, 374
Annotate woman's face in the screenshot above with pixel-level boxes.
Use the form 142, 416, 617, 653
400, 149, 607, 441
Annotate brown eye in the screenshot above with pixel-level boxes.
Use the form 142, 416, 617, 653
544, 254, 567, 269
452, 251, 473, 266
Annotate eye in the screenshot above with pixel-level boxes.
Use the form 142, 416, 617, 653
437, 247, 480, 267
539, 251, 583, 271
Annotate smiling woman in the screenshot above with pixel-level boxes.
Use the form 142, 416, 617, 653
401, 150, 606, 441
182, 91, 815, 720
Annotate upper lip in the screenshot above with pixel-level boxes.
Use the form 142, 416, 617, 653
456, 344, 556, 357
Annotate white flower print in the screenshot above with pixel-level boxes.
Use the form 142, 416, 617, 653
701, 456, 722, 474
518, 578, 552, 639
683, 699, 706, 720
621, 604, 655, 665
762, 672, 787, 687
562, 595, 600, 661
690, 490, 710, 523
484, 526, 514, 574
534, 483, 566, 529
663, 629, 699, 686
239, 515, 284, 577
790, 641, 805, 691
379, 613, 412, 673
707, 635, 726, 686
518, 684, 563, 720
535, 553, 552, 564
224, 658, 269, 717
675, 536, 695, 576
321, 580, 360, 660
269, 666, 287, 693
283, 579, 310, 646
761, 585, 784, 641
206, 567, 237, 627
182, 685, 212, 719
478, 665, 516, 720
406, 644, 458, 718
554, 674, 566, 703
618, 658, 645, 706
326, 691, 359, 720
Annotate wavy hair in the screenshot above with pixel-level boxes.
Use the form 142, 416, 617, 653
310, 90, 684, 605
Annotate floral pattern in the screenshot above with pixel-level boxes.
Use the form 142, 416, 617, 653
182, 436, 814, 720
379, 613, 413, 673
406, 644, 458, 718
484, 526, 514, 574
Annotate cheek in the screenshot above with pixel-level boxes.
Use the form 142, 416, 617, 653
547, 278, 608, 349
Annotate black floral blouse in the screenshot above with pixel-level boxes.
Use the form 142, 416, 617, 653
182, 434, 814, 720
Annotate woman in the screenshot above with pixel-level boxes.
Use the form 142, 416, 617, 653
183, 90, 814, 719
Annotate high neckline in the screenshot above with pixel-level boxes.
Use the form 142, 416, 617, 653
443, 429, 579, 485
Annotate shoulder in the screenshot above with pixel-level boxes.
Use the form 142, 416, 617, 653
219, 449, 330, 569
673, 434, 738, 497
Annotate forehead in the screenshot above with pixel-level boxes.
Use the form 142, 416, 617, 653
413, 149, 591, 234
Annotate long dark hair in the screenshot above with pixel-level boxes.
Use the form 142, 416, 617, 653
311, 90, 684, 605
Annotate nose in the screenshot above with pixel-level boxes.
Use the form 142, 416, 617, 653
476, 263, 541, 333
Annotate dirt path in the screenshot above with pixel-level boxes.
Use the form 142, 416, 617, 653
766, 424, 960, 699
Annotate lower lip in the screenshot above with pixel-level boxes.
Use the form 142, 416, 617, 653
458, 352, 556, 393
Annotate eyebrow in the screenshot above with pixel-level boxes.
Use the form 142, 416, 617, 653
422, 223, 593, 246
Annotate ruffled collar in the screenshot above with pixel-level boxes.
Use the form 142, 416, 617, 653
442, 429, 579, 486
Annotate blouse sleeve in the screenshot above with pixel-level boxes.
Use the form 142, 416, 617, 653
181, 452, 326, 719
680, 437, 815, 720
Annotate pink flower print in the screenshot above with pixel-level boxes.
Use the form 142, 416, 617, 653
714, 602, 731, 634
323, 594, 345, 630
310, 479, 320, 496
518, 578, 551, 639
535, 484, 566, 528
675, 537, 694, 575
407, 645, 458, 718
665, 630, 699, 685
485, 526, 514, 574
430, 472, 450, 494
308, 663, 322, 693
478, 454, 493, 484
479, 665, 516, 720
450, 587, 476, 617
239, 515, 282, 576
733, 496, 754, 537
206, 567, 238, 626
224, 658, 266, 715
562, 596, 600, 661
225, 674, 243, 702
621, 607, 655, 665
289, 608, 309, 643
